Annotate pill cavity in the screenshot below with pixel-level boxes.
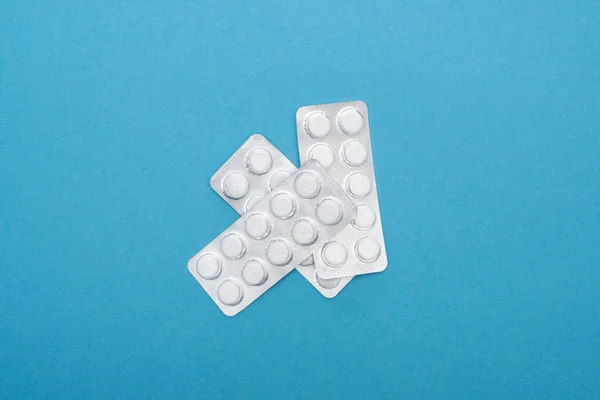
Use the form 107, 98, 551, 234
316, 198, 343, 225
269, 170, 291, 190
195, 254, 222, 280
299, 255, 314, 267
315, 271, 342, 289
244, 213, 272, 240
241, 259, 268, 286
266, 239, 293, 266
220, 233, 246, 260
291, 218, 318, 246
246, 148, 273, 175
352, 204, 377, 230
308, 144, 335, 169
346, 172, 372, 199
355, 237, 381, 263
244, 193, 264, 212
270, 192, 297, 219
305, 111, 331, 138
222, 172, 250, 200
338, 107, 364, 135
294, 172, 321, 199
342, 140, 368, 167
217, 279, 243, 306
322, 241, 348, 267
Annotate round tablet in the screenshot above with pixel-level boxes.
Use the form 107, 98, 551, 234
355, 237, 381, 263
299, 255, 314, 267
269, 170, 291, 190
315, 272, 341, 289
244, 212, 271, 240
219, 233, 246, 260
352, 204, 377, 230
217, 279, 243, 306
246, 148, 273, 175
322, 241, 348, 268
241, 259, 268, 286
222, 172, 250, 200
308, 144, 335, 169
305, 111, 331, 138
346, 172, 372, 199
294, 172, 321, 199
342, 140, 368, 166
194, 254, 222, 280
244, 193, 264, 212
291, 218, 318, 246
316, 198, 343, 225
266, 239, 292, 266
337, 107, 364, 135
270, 192, 296, 219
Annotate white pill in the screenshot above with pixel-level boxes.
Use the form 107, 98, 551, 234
299, 255, 314, 267
316, 198, 343, 225
217, 279, 243, 306
241, 259, 268, 286
322, 241, 348, 267
315, 272, 341, 289
269, 170, 291, 190
270, 192, 296, 219
338, 107, 364, 135
246, 148, 273, 175
266, 239, 292, 266
220, 233, 246, 260
346, 172, 372, 198
222, 172, 250, 200
308, 144, 335, 169
355, 237, 381, 263
305, 111, 331, 138
352, 204, 377, 230
342, 140, 368, 166
244, 193, 264, 212
291, 219, 318, 246
194, 254, 222, 280
244, 213, 271, 240
294, 172, 321, 199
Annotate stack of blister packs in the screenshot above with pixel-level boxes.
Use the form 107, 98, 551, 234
188, 101, 387, 316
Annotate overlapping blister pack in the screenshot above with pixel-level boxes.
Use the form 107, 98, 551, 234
188, 100, 387, 316
189, 160, 357, 316
210, 134, 353, 298
296, 101, 387, 279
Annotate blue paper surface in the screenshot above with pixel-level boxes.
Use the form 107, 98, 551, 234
1, 1, 599, 398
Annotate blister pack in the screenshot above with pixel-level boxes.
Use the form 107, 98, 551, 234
189, 160, 357, 316
210, 134, 353, 298
296, 100, 388, 278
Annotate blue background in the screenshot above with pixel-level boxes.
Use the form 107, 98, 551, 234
1, 1, 599, 398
